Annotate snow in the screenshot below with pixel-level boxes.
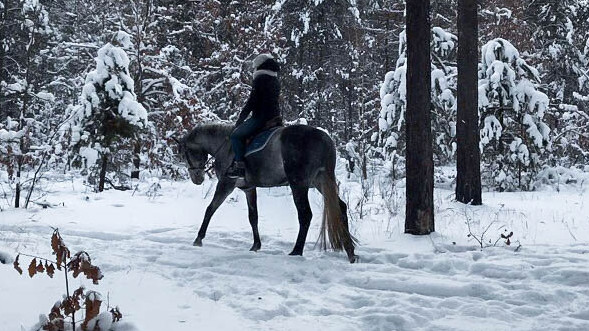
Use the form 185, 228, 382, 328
23, 0, 40, 12
1, 171, 589, 330
573, 92, 589, 102
481, 38, 520, 68
79, 146, 99, 167
35, 91, 55, 102
432, 27, 456, 57
510, 137, 530, 165
5, 82, 25, 93
114, 31, 134, 49
565, 17, 574, 45
0, 128, 23, 142
271, 0, 286, 11
480, 115, 502, 145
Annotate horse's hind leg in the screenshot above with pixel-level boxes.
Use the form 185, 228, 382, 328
289, 186, 312, 256
194, 179, 235, 246
245, 188, 261, 251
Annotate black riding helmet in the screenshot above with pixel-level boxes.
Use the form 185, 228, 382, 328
252, 54, 280, 77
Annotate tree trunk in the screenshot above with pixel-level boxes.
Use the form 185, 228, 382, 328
131, 141, 140, 179
405, 0, 434, 234
98, 154, 108, 192
15, 157, 21, 208
456, 0, 482, 205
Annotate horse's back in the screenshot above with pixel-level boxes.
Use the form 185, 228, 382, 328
279, 125, 336, 186
243, 125, 336, 188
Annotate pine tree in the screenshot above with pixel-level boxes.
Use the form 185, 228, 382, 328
0, 0, 55, 207
68, 37, 148, 192
527, 0, 589, 168
405, 0, 434, 235
479, 38, 550, 191
456, 0, 482, 205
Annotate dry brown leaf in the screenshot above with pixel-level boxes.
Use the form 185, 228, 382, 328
48, 303, 63, 321
43, 317, 65, 331
69, 252, 103, 284
28, 258, 37, 278
82, 292, 102, 330
73, 286, 85, 299
36, 260, 45, 273
51, 231, 60, 255
52, 229, 70, 270
13, 254, 23, 275
62, 297, 75, 316
45, 262, 55, 278
86, 265, 103, 285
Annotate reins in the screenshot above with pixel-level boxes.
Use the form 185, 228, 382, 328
176, 136, 228, 175
202, 138, 229, 173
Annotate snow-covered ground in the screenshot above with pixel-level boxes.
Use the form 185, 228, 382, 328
1, 172, 589, 331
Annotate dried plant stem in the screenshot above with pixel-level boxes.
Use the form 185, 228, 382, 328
17, 253, 56, 264
64, 265, 75, 331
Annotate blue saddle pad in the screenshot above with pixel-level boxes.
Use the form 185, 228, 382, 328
244, 127, 281, 157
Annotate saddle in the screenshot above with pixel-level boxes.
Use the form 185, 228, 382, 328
259, 116, 283, 133
244, 116, 283, 157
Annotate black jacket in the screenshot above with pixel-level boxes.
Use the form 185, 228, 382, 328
236, 72, 281, 125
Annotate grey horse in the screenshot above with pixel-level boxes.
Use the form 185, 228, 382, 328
178, 123, 357, 263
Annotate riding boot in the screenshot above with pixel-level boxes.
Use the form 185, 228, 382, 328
226, 160, 246, 179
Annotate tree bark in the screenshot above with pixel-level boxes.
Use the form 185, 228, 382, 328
131, 140, 140, 179
456, 0, 482, 205
15, 157, 21, 208
98, 154, 108, 192
405, 0, 434, 234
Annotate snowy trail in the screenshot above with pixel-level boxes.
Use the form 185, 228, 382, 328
1, 178, 589, 330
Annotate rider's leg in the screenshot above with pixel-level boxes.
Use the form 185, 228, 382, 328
228, 117, 264, 177
230, 118, 264, 161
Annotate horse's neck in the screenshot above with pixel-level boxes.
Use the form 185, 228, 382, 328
202, 131, 231, 158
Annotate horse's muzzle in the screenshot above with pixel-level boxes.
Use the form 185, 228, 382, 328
189, 170, 205, 185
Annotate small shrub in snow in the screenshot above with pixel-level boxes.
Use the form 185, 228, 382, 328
13, 229, 123, 331
462, 206, 520, 250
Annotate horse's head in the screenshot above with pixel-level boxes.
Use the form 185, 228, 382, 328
175, 136, 207, 185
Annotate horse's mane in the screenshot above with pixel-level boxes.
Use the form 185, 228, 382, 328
185, 122, 233, 143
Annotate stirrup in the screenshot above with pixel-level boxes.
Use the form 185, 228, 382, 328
226, 161, 245, 179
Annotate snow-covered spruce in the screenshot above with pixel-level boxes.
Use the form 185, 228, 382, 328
70, 41, 147, 144
66, 36, 147, 190
478, 38, 550, 191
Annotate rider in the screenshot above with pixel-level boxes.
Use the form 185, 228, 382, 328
226, 53, 281, 178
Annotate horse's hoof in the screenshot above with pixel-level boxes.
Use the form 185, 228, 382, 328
193, 238, 203, 247
249, 242, 261, 252
288, 250, 303, 256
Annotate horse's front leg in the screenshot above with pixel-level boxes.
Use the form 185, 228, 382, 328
244, 188, 261, 251
289, 186, 312, 256
194, 179, 236, 246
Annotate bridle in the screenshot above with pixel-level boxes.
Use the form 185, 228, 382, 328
175, 137, 228, 175
183, 148, 199, 171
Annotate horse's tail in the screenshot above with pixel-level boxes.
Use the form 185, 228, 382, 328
317, 172, 356, 257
